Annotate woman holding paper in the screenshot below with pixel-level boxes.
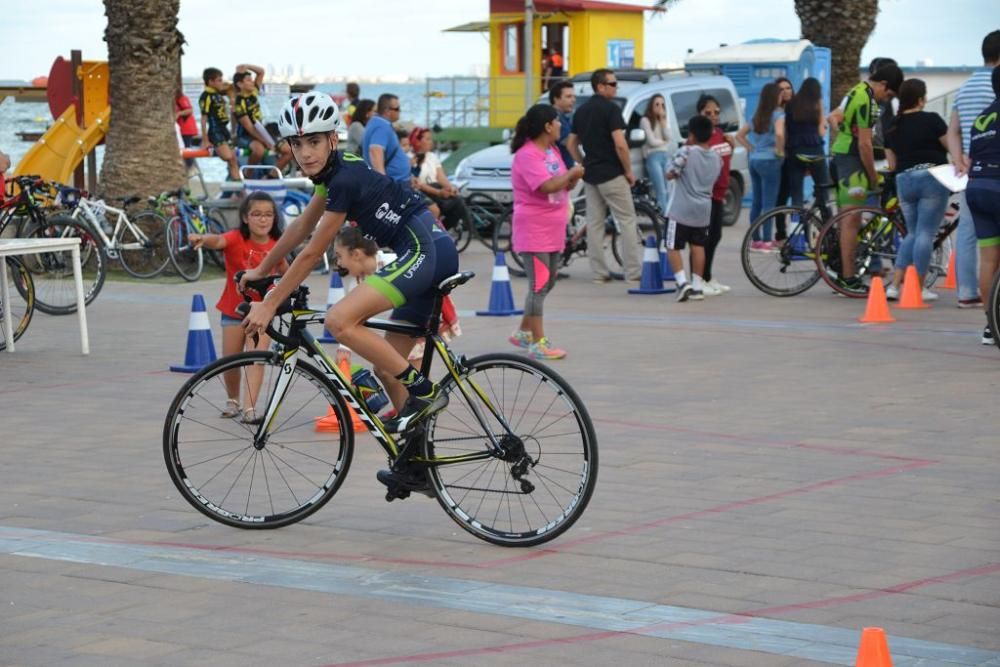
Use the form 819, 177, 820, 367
883, 79, 951, 302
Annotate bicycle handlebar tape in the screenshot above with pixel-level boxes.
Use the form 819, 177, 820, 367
169, 294, 218, 372
629, 235, 673, 295
476, 252, 523, 316
318, 271, 345, 343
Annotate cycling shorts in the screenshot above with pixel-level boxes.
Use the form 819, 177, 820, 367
207, 125, 232, 147
966, 178, 1000, 247
832, 155, 878, 207
366, 210, 458, 317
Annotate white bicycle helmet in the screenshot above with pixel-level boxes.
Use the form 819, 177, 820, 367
277, 93, 342, 138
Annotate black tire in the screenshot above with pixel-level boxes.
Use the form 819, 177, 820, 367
741, 206, 823, 297
613, 201, 663, 268
167, 216, 204, 282
163, 352, 355, 529
204, 212, 228, 270
0, 257, 34, 352
465, 192, 510, 250
721, 176, 744, 227
988, 268, 1000, 352
490, 210, 524, 271
118, 211, 170, 278
21, 217, 106, 315
814, 207, 906, 298
422, 353, 598, 546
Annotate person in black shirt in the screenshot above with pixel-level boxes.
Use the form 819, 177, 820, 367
883, 79, 951, 302
240, 93, 457, 435
566, 68, 642, 283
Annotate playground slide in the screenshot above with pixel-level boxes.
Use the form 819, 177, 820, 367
14, 104, 110, 185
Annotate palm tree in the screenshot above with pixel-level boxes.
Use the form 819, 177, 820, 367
652, 0, 880, 103
100, 0, 186, 198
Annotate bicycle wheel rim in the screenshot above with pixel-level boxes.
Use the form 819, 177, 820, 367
741, 207, 822, 297
167, 217, 203, 281
423, 353, 598, 546
118, 211, 170, 278
22, 218, 106, 315
1, 258, 33, 351
163, 352, 354, 528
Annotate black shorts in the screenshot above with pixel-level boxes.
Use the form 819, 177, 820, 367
666, 219, 709, 250
208, 126, 232, 147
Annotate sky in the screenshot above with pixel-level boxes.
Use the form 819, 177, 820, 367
0, 0, 992, 82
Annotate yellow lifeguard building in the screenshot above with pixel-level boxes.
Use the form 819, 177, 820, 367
447, 0, 652, 127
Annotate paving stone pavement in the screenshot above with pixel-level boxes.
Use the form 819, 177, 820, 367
1, 228, 998, 667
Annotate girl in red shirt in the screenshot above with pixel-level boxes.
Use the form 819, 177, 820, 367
189, 192, 287, 422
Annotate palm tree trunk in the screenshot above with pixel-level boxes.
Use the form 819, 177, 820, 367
795, 0, 879, 105
100, 0, 185, 198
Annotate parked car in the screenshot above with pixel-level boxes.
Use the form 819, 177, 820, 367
452, 70, 749, 225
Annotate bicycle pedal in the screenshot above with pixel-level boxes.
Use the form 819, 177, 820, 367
377, 468, 433, 499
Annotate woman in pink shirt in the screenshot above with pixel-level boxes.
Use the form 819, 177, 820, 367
508, 104, 585, 360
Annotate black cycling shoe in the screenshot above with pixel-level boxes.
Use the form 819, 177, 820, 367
836, 276, 868, 294
382, 384, 449, 433
377, 468, 434, 498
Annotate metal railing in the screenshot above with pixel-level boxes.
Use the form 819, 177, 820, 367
423, 77, 530, 129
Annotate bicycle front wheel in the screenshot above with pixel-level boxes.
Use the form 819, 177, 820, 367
118, 211, 170, 278
21, 216, 106, 315
815, 208, 905, 298
167, 217, 204, 282
203, 212, 228, 270
988, 269, 1000, 352
741, 206, 823, 297
422, 353, 598, 547
163, 352, 355, 528
0, 257, 34, 352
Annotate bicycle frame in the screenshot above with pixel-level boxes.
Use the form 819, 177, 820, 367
69, 197, 151, 257
251, 300, 516, 467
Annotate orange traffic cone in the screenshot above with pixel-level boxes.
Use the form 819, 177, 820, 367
855, 627, 894, 667
898, 265, 930, 309
859, 277, 895, 323
315, 354, 365, 433
939, 249, 957, 290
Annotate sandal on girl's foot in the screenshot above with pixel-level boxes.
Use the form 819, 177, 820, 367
241, 408, 263, 425
220, 398, 240, 419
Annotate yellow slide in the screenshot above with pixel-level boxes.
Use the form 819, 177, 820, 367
14, 104, 110, 185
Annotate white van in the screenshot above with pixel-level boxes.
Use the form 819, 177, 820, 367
452, 70, 749, 225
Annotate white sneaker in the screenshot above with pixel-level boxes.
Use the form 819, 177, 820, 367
707, 279, 730, 293
921, 289, 939, 302
701, 282, 723, 296
886, 285, 900, 301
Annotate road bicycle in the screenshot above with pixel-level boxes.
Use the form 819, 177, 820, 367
163, 272, 599, 546
54, 186, 170, 279
149, 189, 227, 275
0, 257, 34, 352
1, 178, 106, 315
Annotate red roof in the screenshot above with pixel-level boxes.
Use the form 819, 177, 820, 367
491, 0, 653, 14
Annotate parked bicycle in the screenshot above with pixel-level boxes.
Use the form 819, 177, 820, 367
150, 189, 227, 275
0, 178, 105, 315
0, 257, 34, 352
163, 273, 598, 546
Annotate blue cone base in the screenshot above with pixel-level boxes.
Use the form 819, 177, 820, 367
628, 286, 675, 295
476, 309, 524, 317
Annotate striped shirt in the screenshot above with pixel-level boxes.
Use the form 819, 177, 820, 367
954, 68, 995, 153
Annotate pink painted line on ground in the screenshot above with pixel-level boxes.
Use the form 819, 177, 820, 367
321, 560, 1000, 667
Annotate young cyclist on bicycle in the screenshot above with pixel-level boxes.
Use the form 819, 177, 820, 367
239, 93, 459, 432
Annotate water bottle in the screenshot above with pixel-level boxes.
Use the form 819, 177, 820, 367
92, 200, 112, 234
351, 367, 389, 414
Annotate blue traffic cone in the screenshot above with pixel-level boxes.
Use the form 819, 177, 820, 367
476, 252, 523, 316
630, 235, 673, 294
659, 237, 676, 282
170, 294, 218, 373
318, 271, 345, 343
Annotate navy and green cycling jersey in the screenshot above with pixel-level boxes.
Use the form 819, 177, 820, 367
832, 82, 877, 156
314, 152, 427, 248
234, 90, 263, 141
969, 98, 1000, 180
198, 86, 229, 131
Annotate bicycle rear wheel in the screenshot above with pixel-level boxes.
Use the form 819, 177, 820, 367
204, 212, 228, 270
613, 200, 662, 269
741, 206, 823, 297
21, 216, 106, 315
118, 210, 170, 278
814, 207, 905, 298
163, 352, 355, 528
490, 211, 524, 271
0, 257, 34, 352
987, 269, 1000, 351
422, 353, 598, 547
167, 216, 204, 282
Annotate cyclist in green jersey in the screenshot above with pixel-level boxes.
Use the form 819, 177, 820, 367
830, 64, 903, 291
